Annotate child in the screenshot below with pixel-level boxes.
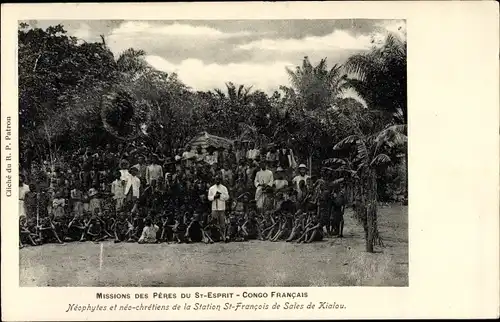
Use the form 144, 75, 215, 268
173, 213, 187, 243
19, 216, 38, 247
237, 214, 248, 241
88, 187, 101, 214
67, 212, 86, 242
241, 211, 260, 240
297, 214, 323, 243
221, 163, 235, 189
187, 213, 204, 243
286, 211, 305, 242
70, 182, 84, 217
37, 215, 64, 244
100, 210, 115, 240
203, 217, 222, 243
52, 191, 66, 219
111, 170, 126, 212
131, 212, 145, 241
260, 211, 278, 240
82, 189, 90, 214
233, 191, 250, 215
113, 212, 129, 243
86, 209, 104, 242
271, 211, 293, 242
138, 217, 159, 244
226, 213, 239, 242
159, 211, 175, 243
297, 180, 309, 210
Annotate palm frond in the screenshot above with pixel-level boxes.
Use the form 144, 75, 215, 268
356, 139, 370, 163
323, 158, 347, 166
375, 124, 407, 148
343, 54, 375, 80
370, 153, 391, 166
333, 135, 359, 150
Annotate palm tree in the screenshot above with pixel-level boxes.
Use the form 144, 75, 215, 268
225, 82, 253, 105
115, 48, 149, 78
324, 106, 407, 252
286, 56, 347, 112
343, 32, 408, 200
343, 33, 407, 123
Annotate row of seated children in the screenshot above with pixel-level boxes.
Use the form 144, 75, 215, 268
19, 203, 333, 247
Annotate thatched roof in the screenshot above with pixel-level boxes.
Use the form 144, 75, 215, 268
187, 132, 234, 151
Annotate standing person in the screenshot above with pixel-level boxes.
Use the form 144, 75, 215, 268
119, 159, 131, 182
111, 170, 126, 212
174, 147, 183, 164
222, 145, 236, 169
194, 145, 205, 163
245, 159, 258, 191
204, 146, 218, 166
70, 182, 84, 217
134, 155, 147, 184
311, 170, 329, 235
221, 163, 235, 189
125, 167, 141, 213
88, 187, 101, 214
146, 154, 163, 186
216, 147, 225, 167
246, 141, 260, 161
266, 144, 279, 171
277, 145, 294, 174
234, 140, 245, 164
19, 175, 30, 219
273, 167, 289, 202
24, 183, 38, 221
207, 175, 230, 242
330, 184, 346, 237
292, 164, 311, 191
254, 161, 274, 213
182, 146, 195, 168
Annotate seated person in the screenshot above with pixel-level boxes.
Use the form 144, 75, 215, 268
138, 217, 159, 244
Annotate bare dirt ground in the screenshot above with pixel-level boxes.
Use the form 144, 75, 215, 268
20, 205, 408, 287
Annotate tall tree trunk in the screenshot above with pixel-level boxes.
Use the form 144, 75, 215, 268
365, 169, 378, 253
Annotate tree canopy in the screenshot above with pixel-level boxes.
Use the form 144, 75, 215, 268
19, 23, 406, 174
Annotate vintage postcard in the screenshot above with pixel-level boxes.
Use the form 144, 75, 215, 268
1, 1, 499, 321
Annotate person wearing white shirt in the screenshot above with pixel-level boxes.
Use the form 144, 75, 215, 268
138, 217, 159, 244
182, 147, 195, 168
292, 164, 311, 191
125, 167, 141, 213
19, 176, 30, 218
207, 175, 229, 241
111, 170, 126, 211
254, 161, 274, 212
204, 146, 218, 166
119, 159, 131, 182
246, 141, 260, 161
146, 155, 163, 185
273, 167, 289, 191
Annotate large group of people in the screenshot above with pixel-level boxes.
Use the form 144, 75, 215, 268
19, 139, 347, 248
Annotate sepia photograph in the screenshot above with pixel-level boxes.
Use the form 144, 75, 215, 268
17, 19, 408, 287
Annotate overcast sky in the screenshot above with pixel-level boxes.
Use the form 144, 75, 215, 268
27, 19, 406, 93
